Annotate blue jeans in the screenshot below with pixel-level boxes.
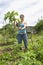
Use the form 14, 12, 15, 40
17, 34, 28, 48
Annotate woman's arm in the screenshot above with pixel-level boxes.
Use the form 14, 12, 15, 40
14, 21, 20, 28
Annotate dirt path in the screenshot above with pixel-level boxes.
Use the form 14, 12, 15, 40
0, 48, 14, 55
0, 42, 14, 46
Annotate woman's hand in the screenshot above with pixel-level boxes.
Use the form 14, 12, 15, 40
19, 27, 25, 30
19, 27, 22, 30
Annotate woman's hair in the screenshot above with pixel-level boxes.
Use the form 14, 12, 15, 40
20, 14, 24, 18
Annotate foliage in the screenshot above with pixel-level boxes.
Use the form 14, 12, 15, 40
0, 11, 19, 43
4, 11, 18, 22
35, 19, 43, 33
0, 34, 43, 65
0, 24, 18, 43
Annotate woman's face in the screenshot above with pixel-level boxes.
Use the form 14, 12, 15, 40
20, 16, 24, 22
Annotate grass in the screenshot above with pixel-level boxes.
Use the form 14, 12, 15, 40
0, 33, 43, 65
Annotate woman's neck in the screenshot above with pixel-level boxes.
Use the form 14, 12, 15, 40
20, 21, 24, 24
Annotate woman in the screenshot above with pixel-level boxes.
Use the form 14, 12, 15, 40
16, 14, 28, 50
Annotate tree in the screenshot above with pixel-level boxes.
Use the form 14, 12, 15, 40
35, 19, 43, 33
2, 11, 19, 43
4, 11, 18, 23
